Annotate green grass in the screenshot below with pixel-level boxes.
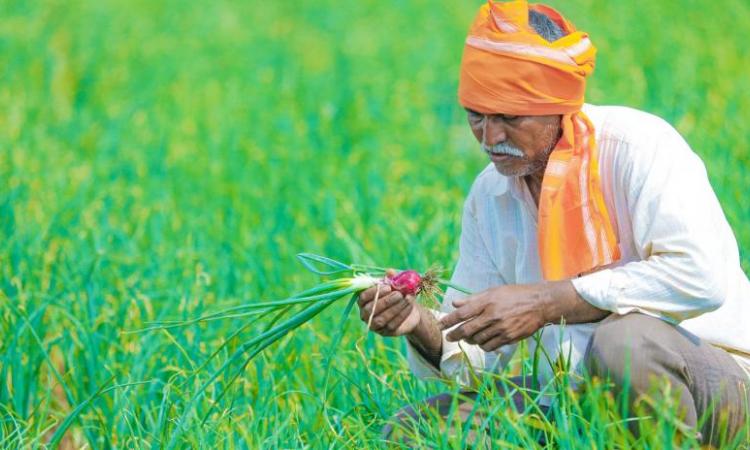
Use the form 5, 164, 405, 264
1, 0, 749, 447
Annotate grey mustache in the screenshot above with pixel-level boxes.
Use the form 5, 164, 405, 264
482, 142, 525, 157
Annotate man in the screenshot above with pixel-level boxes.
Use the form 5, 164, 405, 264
356, 0, 750, 445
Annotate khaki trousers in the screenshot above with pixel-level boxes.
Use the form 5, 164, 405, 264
383, 313, 749, 447
586, 312, 749, 446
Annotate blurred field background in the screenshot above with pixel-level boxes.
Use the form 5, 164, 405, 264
1, 0, 749, 447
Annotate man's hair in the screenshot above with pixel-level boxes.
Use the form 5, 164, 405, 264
529, 10, 566, 42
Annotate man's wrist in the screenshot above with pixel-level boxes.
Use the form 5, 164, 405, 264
540, 279, 610, 325
405, 305, 443, 368
406, 304, 433, 342
538, 281, 559, 324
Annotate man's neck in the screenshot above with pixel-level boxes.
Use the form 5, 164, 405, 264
523, 171, 545, 209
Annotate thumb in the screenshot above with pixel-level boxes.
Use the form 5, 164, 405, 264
452, 297, 468, 308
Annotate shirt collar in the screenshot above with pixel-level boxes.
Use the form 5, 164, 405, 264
507, 176, 528, 202
485, 166, 526, 202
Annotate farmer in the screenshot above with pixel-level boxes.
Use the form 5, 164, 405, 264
357, 0, 750, 445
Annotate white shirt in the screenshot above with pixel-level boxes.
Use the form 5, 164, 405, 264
407, 104, 750, 389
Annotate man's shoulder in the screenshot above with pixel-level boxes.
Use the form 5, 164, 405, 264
584, 104, 697, 174
584, 104, 682, 144
584, 104, 703, 189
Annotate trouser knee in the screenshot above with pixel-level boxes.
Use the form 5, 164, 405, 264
585, 313, 677, 391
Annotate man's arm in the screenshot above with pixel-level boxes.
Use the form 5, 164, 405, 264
571, 120, 733, 324
541, 279, 610, 325
405, 305, 444, 369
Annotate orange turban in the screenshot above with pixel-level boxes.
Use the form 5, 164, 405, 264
458, 0, 620, 281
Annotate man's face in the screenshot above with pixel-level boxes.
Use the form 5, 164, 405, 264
466, 109, 562, 177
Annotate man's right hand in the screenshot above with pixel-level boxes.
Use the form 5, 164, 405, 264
357, 283, 422, 336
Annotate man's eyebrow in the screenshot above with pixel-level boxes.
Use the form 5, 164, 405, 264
464, 108, 523, 120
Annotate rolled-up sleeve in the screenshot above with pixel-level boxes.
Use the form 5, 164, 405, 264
572, 124, 736, 324
406, 184, 517, 385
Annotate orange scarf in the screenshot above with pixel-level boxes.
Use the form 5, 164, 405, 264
458, 0, 620, 281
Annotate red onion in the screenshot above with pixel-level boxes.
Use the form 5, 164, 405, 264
386, 270, 422, 295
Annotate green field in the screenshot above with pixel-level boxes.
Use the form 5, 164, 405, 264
2, 0, 749, 447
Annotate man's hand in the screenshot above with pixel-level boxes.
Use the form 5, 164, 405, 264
357, 283, 421, 336
438, 280, 610, 352
357, 270, 444, 368
439, 284, 549, 352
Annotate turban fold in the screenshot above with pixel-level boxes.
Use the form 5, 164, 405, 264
458, 0, 620, 281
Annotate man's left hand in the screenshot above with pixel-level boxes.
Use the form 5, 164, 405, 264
439, 284, 551, 352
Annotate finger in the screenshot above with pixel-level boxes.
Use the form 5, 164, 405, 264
376, 291, 404, 315
358, 283, 392, 306
359, 291, 403, 322
370, 299, 410, 332
479, 334, 511, 352
452, 297, 469, 308
366, 292, 407, 323
380, 302, 415, 336
450, 318, 494, 344
468, 322, 504, 346
385, 268, 397, 277
394, 304, 422, 336
439, 299, 485, 330
452, 292, 483, 309
358, 287, 375, 306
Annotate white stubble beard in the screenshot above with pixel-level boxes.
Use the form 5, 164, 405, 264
483, 123, 560, 177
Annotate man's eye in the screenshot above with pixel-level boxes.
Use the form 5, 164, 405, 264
467, 111, 484, 123
502, 115, 520, 122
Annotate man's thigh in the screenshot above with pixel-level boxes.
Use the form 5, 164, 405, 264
584, 312, 750, 445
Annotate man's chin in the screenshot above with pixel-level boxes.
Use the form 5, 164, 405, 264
493, 162, 530, 177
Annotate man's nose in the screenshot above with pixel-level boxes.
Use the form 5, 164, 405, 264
482, 117, 508, 146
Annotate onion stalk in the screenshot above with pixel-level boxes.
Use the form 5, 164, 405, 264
154, 253, 469, 446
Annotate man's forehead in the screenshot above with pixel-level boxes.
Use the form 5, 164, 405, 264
465, 107, 559, 120
465, 107, 516, 116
